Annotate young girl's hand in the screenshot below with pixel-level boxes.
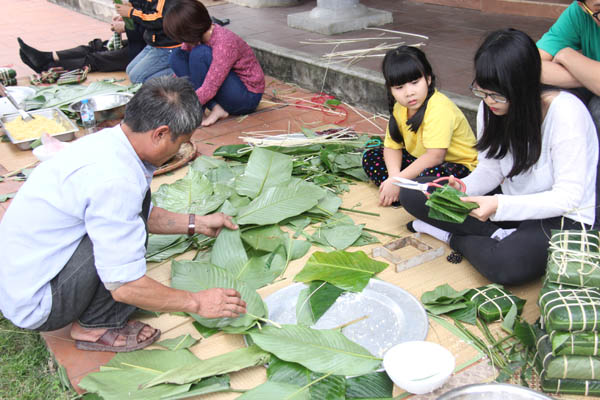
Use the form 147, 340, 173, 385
447, 175, 464, 191
461, 195, 498, 222
379, 178, 401, 207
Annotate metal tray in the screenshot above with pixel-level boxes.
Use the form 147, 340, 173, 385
0, 107, 78, 150
437, 383, 554, 400
264, 280, 428, 358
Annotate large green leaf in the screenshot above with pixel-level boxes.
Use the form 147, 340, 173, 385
235, 148, 293, 198
161, 375, 231, 399
146, 234, 192, 262
236, 249, 287, 290
190, 155, 228, 172
170, 261, 266, 330
249, 325, 381, 376
237, 381, 309, 400
79, 349, 198, 400
296, 281, 345, 326
345, 372, 394, 398
308, 191, 342, 216
156, 334, 198, 351
268, 357, 346, 400
210, 228, 248, 276
143, 345, 270, 388
321, 224, 363, 250
294, 250, 388, 292
237, 179, 326, 225
152, 169, 226, 215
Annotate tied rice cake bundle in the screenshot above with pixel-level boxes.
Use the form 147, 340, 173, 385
425, 185, 479, 223
546, 230, 600, 288
4, 115, 68, 141
539, 287, 600, 332
535, 325, 600, 383
466, 284, 525, 322
551, 330, 600, 356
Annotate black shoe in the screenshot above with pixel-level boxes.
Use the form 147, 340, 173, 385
17, 37, 52, 72
406, 221, 416, 233
211, 16, 230, 26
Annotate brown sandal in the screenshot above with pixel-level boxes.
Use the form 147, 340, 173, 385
75, 321, 161, 352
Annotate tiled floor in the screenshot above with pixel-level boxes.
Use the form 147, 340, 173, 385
0, 0, 559, 396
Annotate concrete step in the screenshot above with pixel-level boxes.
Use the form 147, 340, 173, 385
412, 0, 568, 19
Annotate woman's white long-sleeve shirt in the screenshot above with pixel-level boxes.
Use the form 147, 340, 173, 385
462, 92, 598, 225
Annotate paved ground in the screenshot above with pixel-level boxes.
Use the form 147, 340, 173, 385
0, 0, 560, 396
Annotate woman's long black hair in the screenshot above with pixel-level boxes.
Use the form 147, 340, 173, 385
474, 28, 542, 178
382, 46, 436, 144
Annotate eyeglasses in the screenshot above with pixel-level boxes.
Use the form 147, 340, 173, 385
469, 85, 508, 104
581, 1, 600, 22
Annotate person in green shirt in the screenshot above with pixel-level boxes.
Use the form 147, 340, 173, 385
537, 0, 600, 126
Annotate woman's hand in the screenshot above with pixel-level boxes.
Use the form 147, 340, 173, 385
379, 178, 401, 207
461, 195, 498, 222
115, 3, 133, 18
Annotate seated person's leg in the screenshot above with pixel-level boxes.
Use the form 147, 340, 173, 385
212, 69, 262, 116
127, 45, 175, 84
185, 45, 213, 88
84, 46, 132, 73
362, 148, 388, 186
169, 47, 193, 81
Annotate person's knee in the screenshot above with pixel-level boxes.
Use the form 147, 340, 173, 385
189, 45, 212, 65
470, 249, 545, 285
398, 188, 427, 217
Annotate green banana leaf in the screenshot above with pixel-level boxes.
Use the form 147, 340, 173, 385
25, 81, 139, 111
213, 144, 252, 161
296, 281, 345, 326
78, 349, 198, 399
192, 321, 218, 339
161, 376, 231, 400
267, 357, 346, 400
156, 334, 198, 351
552, 331, 600, 356
248, 325, 381, 376
190, 155, 229, 172
210, 228, 248, 276
237, 381, 310, 400
351, 231, 380, 247
170, 261, 266, 330
143, 345, 270, 388
236, 179, 326, 225
146, 234, 192, 262
425, 185, 478, 223
345, 372, 394, 398
294, 250, 388, 292
319, 223, 363, 250
308, 192, 342, 216
242, 225, 288, 252
235, 148, 293, 199
152, 169, 227, 215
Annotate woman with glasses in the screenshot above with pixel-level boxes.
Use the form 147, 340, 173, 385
400, 28, 598, 285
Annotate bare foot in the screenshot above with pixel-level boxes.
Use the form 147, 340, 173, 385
70, 320, 156, 347
201, 103, 229, 127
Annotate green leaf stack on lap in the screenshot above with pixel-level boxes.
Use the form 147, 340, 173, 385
425, 185, 478, 223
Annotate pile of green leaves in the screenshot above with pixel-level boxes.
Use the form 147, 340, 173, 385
421, 283, 525, 324
426, 185, 479, 223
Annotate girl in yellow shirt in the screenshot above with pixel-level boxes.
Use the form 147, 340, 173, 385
362, 46, 478, 207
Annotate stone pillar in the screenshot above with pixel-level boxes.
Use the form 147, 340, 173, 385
288, 0, 392, 35
228, 0, 301, 8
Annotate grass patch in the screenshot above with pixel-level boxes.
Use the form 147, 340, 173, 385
0, 314, 75, 399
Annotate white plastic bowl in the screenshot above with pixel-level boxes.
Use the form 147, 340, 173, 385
382, 341, 455, 395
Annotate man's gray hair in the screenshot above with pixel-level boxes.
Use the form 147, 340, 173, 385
123, 76, 203, 140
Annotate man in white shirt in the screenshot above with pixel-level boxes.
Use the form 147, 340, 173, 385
0, 76, 246, 352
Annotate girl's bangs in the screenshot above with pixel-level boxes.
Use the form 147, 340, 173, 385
385, 57, 425, 87
474, 52, 505, 95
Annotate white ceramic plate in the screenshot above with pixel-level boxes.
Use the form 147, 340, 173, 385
264, 280, 429, 358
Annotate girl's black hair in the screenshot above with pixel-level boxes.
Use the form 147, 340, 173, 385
474, 28, 542, 178
382, 46, 436, 144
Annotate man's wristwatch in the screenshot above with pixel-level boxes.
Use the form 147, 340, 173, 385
187, 214, 196, 236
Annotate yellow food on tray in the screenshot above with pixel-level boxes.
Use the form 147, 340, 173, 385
4, 115, 67, 141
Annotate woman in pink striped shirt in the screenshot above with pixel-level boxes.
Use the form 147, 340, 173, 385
163, 0, 265, 126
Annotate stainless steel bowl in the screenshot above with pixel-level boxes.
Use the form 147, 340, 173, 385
68, 93, 133, 123
0, 107, 78, 150
437, 383, 554, 400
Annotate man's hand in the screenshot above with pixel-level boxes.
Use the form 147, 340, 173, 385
379, 178, 401, 207
115, 3, 133, 18
192, 288, 247, 318
553, 47, 578, 66
461, 195, 498, 222
196, 213, 238, 237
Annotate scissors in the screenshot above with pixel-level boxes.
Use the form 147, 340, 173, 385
392, 176, 466, 197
